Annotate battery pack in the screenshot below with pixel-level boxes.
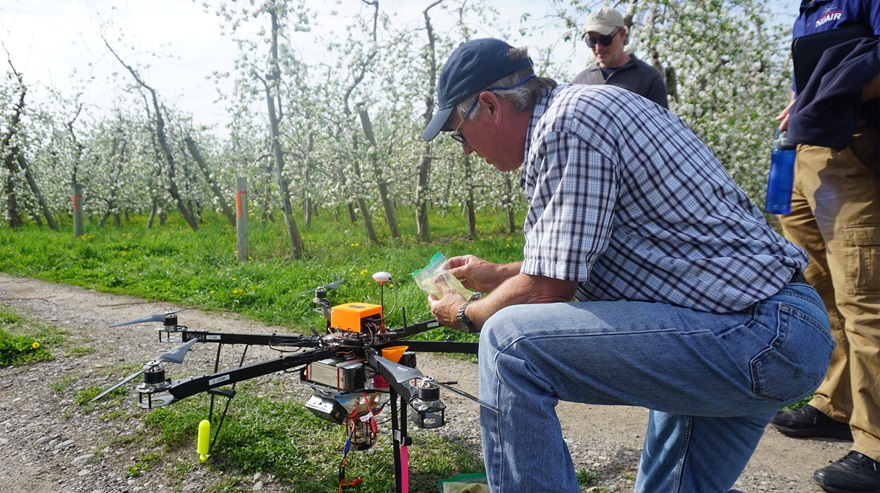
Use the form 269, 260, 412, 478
304, 357, 366, 392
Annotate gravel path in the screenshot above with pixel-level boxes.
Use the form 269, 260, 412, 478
0, 273, 850, 492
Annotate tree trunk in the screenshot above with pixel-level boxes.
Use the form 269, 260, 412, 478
415, 145, 431, 242
357, 108, 399, 239
303, 196, 312, 227
348, 134, 379, 245
416, 3, 442, 242
463, 155, 476, 239
267, 92, 303, 258
264, 8, 303, 258
260, 155, 274, 225
185, 136, 236, 227
3, 155, 24, 228
1, 75, 27, 228
147, 201, 157, 229
18, 155, 59, 231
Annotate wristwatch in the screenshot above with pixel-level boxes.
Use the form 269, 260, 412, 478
455, 302, 477, 333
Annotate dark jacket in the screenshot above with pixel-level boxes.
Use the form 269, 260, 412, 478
572, 54, 669, 109
789, 38, 880, 150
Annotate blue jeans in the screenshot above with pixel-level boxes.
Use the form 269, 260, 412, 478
478, 282, 833, 492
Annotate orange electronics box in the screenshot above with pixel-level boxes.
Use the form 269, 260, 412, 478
330, 303, 382, 332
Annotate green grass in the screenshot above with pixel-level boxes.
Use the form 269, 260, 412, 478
0, 207, 527, 492
0, 208, 524, 333
0, 306, 65, 366
118, 380, 485, 492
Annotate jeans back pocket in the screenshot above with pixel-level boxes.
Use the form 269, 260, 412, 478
750, 302, 834, 403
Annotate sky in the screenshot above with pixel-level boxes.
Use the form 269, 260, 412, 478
2, 0, 579, 133
1, 0, 802, 135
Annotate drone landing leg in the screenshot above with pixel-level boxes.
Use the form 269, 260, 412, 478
390, 387, 412, 493
207, 388, 235, 456
205, 344, 249, 457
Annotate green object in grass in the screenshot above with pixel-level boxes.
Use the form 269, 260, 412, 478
438, 472, 489, 493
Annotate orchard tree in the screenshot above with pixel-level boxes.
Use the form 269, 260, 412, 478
0, 56, 58, 230
308, 1, 382, 244
82, 110, 140, 227
1, 60, 31, 228
218, 91, 278, 225
210, 0, 316, 258
101, 33, 202, 232
27, 84, 90, 222
639, 0, 792, 202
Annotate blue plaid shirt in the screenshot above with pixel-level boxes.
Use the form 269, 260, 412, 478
520, 84, 807, 313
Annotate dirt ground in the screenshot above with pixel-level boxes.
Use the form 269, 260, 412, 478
0, 273, 851, 492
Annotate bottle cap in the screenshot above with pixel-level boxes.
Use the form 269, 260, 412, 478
774, 131, 795, 150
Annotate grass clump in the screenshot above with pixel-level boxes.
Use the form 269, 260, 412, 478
0, 306, 65, 366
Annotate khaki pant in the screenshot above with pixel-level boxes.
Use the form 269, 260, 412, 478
778, 124, 880, 462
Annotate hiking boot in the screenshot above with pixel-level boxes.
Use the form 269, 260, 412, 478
771, 404, 853, 440
814, 452, 880, 493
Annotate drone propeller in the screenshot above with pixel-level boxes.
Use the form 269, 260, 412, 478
157, 337, 199, 364
110, 306, 198, 328
90, 338, 198, 402
297, 279, 345, 297
424, 378, 501, 413
322, 279, 345, 290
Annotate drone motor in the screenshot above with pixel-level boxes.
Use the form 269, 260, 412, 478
163, 312, 178, 329
142, 363, 166, 385
409, 378, 446, 429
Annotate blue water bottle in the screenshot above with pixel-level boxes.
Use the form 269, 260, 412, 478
765, 131, 796, 214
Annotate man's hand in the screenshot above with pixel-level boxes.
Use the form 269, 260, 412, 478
775, 94, 796, 132
428, 276, 468, 329
444, 254, 520, 293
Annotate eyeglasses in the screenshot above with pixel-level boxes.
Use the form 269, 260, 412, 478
450, 100, 478, 144
585, 28, 621, 49
449, 74, 537, 145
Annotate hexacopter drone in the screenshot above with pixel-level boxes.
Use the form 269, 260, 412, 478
92, 271, 494, 492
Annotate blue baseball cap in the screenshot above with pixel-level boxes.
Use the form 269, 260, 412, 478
421, 38, 534, 142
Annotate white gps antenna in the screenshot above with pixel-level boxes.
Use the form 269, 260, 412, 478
372, 271, 393, 316
372, 271, 392, 284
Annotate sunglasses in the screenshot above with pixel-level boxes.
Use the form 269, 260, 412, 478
585, 28, 621, 48
450, 74, 537, 145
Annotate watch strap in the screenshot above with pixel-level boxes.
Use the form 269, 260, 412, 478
456, 302, 477, 333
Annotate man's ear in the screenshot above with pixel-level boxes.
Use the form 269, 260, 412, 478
480, 92, 501, 119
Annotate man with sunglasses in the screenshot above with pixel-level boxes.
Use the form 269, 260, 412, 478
421, 37, 832, 493
573, 6, 668, 109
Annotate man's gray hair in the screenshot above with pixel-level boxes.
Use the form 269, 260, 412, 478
455, 47, 557, 121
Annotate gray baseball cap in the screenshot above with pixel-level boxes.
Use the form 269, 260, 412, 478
581, 7, 625, 36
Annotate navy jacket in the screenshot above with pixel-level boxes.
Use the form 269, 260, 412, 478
789, 38, 880, 150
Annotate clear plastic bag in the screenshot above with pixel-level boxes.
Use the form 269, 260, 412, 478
411, 252, 473, 300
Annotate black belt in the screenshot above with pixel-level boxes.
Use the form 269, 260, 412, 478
790, 270, 808, 284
